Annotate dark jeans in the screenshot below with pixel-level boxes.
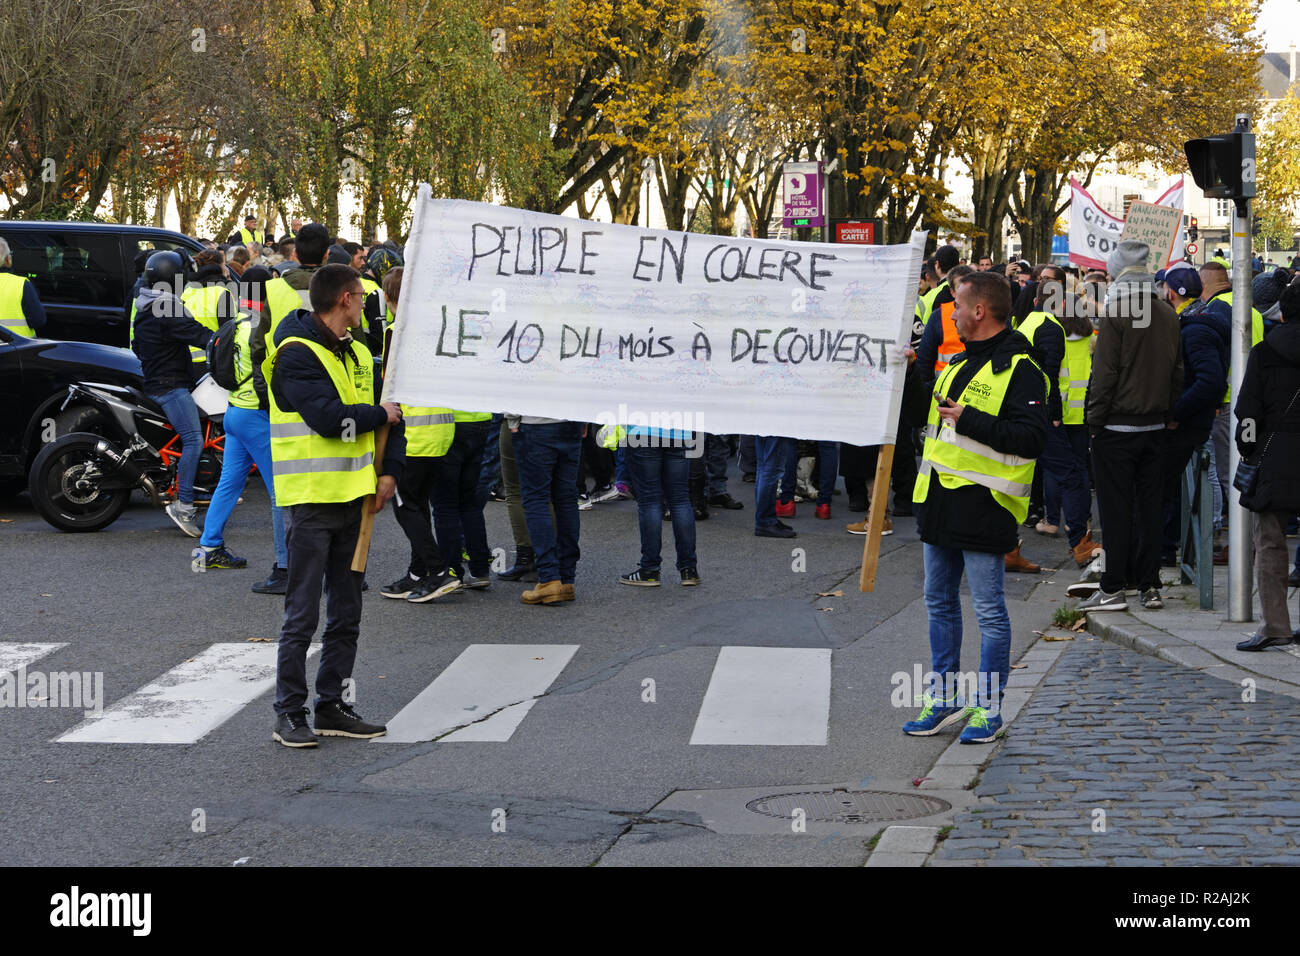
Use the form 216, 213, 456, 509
577, 427, 615, 494
153, 387, 202, 504
434, 419, 493, 578
705, 433, 732, 497
739, 434, 756, 477
1092, 429, 1164, 593
515, 421, 583, 583
275, 501, 364, 716
754, 436, 795, 530
1041, 424, 1092, 547
393, 454, 445, 579
627, 444, 696, 572
1161, 425, 1210, 558
475, 413, 503, 507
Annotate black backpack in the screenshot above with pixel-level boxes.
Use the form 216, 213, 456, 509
206, 317, 253, 391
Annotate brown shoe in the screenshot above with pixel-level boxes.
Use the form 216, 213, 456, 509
556, 582, 575, 602
1213, 545, 1229, 566
521, 579, 565, 605
1072, 532, 1101, 567
1005, 542, 1040, 573
846, 517, 893, 536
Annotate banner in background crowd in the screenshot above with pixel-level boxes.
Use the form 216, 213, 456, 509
1068, 177, 1185, 271
383, 187, 927, 444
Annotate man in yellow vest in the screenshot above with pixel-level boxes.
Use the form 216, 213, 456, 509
903, 271, 1049, 744
1029, 269, 1100, 566
0, 237, 47, 337
179, 248, 238, 366
257, 223, 328, 384
231, 214, 267, 248
267, 263, 406, 748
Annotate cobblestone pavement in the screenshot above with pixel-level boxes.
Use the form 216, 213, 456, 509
932, 638, 1300, 866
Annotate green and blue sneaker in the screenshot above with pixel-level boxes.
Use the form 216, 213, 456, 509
959, 706, 1005, 744
902, 695, 967, 736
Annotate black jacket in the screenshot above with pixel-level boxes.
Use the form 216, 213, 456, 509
270, 309, 405, 483
1172, 301, 1228, 433
916, 328, 1050, 554
1234, 321, 1300, 513
131, 289, 213, 394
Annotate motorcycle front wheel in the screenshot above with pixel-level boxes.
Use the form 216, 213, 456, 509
28, 433, 133, 532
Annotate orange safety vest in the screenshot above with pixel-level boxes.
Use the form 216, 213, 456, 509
934, 300, 963, 374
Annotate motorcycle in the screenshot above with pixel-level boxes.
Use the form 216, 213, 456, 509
27, 378, 225, 532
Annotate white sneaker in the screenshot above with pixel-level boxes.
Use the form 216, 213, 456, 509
578, 495, 593, 511
1035, 519, 1059, 536
165, 501, 201, 537
590, 484, 621, 504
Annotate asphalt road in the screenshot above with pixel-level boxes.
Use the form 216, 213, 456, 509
0, 477, 1070, 866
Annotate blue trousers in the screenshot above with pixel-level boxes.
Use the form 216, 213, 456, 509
515, 422, 583, 584
200, 405, 288, 567
153, 387, 202, 505
923, 544, 1011, 711
627, 444, 696, 572
1040, 424, 1091, 548
754, 436, 795, 530
780, 440, 839, 505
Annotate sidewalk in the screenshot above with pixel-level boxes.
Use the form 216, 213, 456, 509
872, 560, 1300, 867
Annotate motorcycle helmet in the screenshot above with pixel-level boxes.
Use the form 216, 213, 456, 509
367, 246, 403, 281
144, 250, 187, 286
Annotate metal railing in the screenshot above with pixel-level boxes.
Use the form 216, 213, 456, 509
1179, 447, 1215, 609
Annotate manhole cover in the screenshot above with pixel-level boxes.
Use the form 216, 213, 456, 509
745, 789, 950, 824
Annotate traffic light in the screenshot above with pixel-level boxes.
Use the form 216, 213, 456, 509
1188, 216, 1198, 243
1184, 131, 1255, 201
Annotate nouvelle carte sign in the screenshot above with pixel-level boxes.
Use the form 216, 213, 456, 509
383, 188, 926, 444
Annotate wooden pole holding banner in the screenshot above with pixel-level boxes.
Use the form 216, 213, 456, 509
351, 301, 398, 573
858, 443, 895, 592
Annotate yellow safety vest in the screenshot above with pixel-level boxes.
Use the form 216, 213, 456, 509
180, 284, 237, 363
269, 336, 377, 506
1212, 292, 1264, 403
915, 281, 946, 325
228, 319, 260, 410
260, 277, 314, 385
1059, 335, 1091, 426
1016, 310, 1064, 345
402, 406, 455, 457
913, 352, 1047, 523
452, 410, 491, 423
0, 273, 34, 336
239, 227, 265, 247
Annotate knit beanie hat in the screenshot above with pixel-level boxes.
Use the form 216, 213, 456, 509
1107, 240, 1150, 279
1252, 268, 1290, 314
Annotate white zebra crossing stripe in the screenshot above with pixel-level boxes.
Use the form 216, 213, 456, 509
379, 644, 579, 743
690, 646, 831, 746
0, 643, 67, 672
56, 643, 317, 744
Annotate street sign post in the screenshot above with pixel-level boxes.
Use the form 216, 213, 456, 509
782, 161, 824, 229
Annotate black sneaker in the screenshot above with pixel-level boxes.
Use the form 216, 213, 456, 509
487, 483, 506, 502
272, 710, 318, 748
313, 700, 386, 738
1023, 511, 1044, 529
708, 494, 744, 510
680, 568, 701, 586
201, 545, 247, 569
755, 524, 797, 539
251, 565, 288, 594
382, 572, 421, 599
620, 568, 661, 587
742, 473, 756, 483
407, 570, 463, 603
462, 572, 492, 590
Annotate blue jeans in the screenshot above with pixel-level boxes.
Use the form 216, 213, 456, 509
199, 405, 288, 567
1040, 424, 1091, 547
515, 422, 582, 583
627, 444, 696, 572
754, 436, 795, 529
922, 543, 1011, 711
152, 387, 202, 505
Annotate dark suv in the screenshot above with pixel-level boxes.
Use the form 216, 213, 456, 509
0, 221, 204, 348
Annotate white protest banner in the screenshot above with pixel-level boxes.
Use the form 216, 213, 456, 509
383, 187, 927, 444
1154, 177, 1185, 265
1120, 200, 1183, 273
1068, 177, 1123, 270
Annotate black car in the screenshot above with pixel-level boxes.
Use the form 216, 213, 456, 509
0, 325, 144, 496
0, 221, 204, 348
